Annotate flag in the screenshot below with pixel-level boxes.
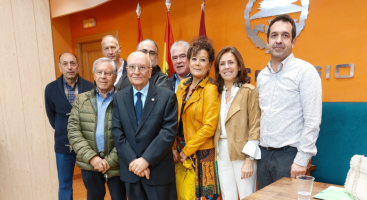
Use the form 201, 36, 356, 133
162, 10, 174, 77
136, 3, 143, 44
199, 3, 206, 36
137, 17, 143, 44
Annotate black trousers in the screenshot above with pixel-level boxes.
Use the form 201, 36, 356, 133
257, 146, 297, 190
81, 170, 126, 200
125, 181, 177, 200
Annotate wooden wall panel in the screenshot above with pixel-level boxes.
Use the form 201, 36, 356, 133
0, 0, 33, 197
0, 0, 57, 199
34, 0, 59, 198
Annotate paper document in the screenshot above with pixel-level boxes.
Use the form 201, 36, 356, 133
313, 186, 353, 200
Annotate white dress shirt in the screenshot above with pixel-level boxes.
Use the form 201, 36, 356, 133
133, 82, 149, 109
114, 59, 124, 86
257, 53, 322, 167
220, 85, 261, 159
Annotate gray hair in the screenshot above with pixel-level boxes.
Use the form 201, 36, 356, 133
170, 41, 190, 56
101, 35, 119, 46
92, 57, 117, 74
137, 39, 159, 55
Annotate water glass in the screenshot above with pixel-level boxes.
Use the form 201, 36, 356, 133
297, 175, 315, 200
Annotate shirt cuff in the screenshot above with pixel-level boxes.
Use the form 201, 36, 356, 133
242, 140, 261, 160
294, 151, 312, 167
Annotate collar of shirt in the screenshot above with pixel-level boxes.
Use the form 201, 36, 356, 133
96, 87, 115, 100
63, 77, 79, 89
117, 59, 124, 74
266, 53, 294, 74
222, 85, 240, 107
114, 59, 124, 86
133, 82, 149, 108
174, 73, 191, 92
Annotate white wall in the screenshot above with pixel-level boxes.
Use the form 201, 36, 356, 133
50, 0, 110, 18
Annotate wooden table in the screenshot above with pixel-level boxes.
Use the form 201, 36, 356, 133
244, 177, 343, 200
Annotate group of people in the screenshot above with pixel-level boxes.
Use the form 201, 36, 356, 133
45, 15, 322, 200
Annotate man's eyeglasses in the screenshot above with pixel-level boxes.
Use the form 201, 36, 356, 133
127, 65, 152, 72
94, 70, 115, 77
138, 49, 157, 57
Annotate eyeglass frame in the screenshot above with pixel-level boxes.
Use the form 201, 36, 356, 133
126, 65, 152, 72
94, 70, 116, 77
138, 49, 157, 57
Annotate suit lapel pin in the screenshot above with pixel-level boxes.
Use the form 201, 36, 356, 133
151, 98, 155, 101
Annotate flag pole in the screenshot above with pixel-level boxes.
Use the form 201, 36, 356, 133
162, 0, 174, 77
136, 3, 143, 44
199, 0, 207, 36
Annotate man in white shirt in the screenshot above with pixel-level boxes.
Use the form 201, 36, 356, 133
256, 15, 322, 189
101, 35, 127, 87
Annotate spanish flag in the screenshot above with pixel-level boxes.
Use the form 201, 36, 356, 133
162, 10, 174, 77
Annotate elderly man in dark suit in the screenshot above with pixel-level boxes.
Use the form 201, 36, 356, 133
111, 52, 178, 200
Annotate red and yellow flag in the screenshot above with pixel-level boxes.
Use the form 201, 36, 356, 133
162, 11, 174, 77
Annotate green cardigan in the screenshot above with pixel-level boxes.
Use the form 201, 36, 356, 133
67, 88, 119, 178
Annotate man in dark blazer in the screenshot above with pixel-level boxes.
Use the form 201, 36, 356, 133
112, 52, 178, 200
45, 52, 94, 200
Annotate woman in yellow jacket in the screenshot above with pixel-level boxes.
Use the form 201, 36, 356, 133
213, 46, 261, 199
172, 36, 220, 200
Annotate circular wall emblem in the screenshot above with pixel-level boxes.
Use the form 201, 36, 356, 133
244, 0, 310, 50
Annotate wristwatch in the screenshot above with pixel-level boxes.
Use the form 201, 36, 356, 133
246, 155, 255, 161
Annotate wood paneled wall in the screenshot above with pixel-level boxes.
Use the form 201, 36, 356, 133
0, 0, 58, 199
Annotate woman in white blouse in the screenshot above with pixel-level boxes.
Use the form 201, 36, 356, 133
213, 46, 261, 199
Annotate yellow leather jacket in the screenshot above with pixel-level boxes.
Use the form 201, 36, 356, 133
173, 76, 220, 157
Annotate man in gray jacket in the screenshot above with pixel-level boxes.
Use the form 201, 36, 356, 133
68, 57, 126, 200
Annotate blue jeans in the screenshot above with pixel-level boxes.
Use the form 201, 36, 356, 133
257, 146, 297, 190
56, 153, 76, 200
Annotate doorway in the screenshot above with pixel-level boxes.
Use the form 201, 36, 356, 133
74, 30, 119, 83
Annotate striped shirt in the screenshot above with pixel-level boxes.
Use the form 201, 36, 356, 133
257, 53, 322, 167
63, 77, 79, 105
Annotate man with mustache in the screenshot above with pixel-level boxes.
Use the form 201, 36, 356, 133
45, 52, 94, 200
256, 15, 322, 189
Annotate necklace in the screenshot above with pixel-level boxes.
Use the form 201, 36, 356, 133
225, 89, 231, 100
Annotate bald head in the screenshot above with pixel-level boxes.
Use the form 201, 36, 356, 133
101, 35, 119, 46
101, 35, 121, 62
126, 52, 153, 91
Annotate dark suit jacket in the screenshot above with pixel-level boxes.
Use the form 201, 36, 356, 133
115, 65, 171, 91
111, 83, 178, 185
45, 75, 95, 154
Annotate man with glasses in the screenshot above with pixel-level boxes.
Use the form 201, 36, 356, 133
112, 52, 178, 200
45, 52, 94, 200
68, 57, 126, 200
169, 41, 191, 92
115, 39, 170, 91
101, 35, 128, 86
